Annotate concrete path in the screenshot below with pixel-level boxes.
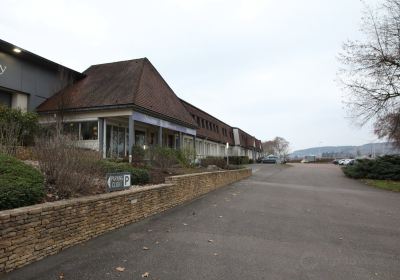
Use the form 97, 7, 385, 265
3, 164, 400, 280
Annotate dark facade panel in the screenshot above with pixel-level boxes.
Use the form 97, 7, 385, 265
0, 50, 81, 111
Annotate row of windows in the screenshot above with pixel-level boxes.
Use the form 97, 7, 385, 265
191, 114, 233, 139
63, 121, 98, 140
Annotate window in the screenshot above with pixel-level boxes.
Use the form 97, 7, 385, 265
196, 116, 200, 126
63, 122, 79, 139
202, 119, 205, 128
80, 121, 98, 140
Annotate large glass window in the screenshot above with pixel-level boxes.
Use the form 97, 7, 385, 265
106, 125, 126, 157
135, 130, 146, 147
117, 127, 125, 157
80, 121, 98, 140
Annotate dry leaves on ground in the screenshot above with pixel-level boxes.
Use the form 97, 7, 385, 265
115, 267, 125, 272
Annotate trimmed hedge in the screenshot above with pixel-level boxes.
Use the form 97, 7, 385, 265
95, 160, 150, 185
342, 155, 400, 180
0, 153, 44, 210
228, 156, 249, 165
200, 157, 227, 169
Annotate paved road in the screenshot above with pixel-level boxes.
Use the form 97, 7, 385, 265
3, 164, 400, 280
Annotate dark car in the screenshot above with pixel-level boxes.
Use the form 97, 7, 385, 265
262, 155, 279, 164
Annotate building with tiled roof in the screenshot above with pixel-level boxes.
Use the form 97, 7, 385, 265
1, 38, 264, 160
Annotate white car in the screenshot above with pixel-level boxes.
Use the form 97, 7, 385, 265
344, 159, 355, 165
339, 159, 355, 165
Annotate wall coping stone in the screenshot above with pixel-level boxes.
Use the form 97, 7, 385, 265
0, 183, 172, 216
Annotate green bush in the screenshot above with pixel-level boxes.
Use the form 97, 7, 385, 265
0, 153, 44, 210
0, 106, 39, 155
146, 146, 179, 169
175, 148, 196, 167
343, 155, 400, 180
131, 145, 145, 162
200, 157, 227, 169
229, 156, 249, 165
95, 160, 150, 185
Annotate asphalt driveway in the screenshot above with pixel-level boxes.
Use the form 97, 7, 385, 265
3, 163, 400, 280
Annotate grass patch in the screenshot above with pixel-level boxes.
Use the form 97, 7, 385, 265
362, 179, 400, 192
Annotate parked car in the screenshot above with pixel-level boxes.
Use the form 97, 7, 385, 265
343, 159, 355, 166
262, 155, 279, 164
338, 159, 355, 165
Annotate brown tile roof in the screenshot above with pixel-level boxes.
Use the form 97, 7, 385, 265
180, 99, 234, 145
37, 58, 197, 128
234, 128, 257, 149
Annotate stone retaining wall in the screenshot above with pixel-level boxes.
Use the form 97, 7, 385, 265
0, 168, 251, 273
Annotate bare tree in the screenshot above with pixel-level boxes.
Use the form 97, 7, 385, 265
53, 66, 75, 135
273, 137, 290, 159
338, 0, 400, 147
262, 140, 276, 155
262, 137, 290, 159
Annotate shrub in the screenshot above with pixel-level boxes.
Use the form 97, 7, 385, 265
0, 153, 44, 210
95, 160, 149, 185
33, 135, 102, 198
200, 157, 227, 169
147, 146, 179, 170
343, 155, 400, 180
131, 145, 145, 163
0, 106, 39, 156
175, 148, 196, 168
229, 156, 249, 165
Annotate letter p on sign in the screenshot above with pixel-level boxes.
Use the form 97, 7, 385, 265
123, 174, 131, 187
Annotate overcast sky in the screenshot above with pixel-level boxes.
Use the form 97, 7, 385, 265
0, 0, 382, 151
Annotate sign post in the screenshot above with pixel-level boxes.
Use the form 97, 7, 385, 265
106, 172, 131, 192
226, 142, 229, 166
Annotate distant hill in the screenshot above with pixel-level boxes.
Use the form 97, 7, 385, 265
290, 142, 400, 158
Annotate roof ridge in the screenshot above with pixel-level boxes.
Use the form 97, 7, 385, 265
137, 59, 198, 127
88, 58, 146, 68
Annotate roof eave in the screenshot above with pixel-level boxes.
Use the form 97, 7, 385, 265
37, 103, 198, 129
